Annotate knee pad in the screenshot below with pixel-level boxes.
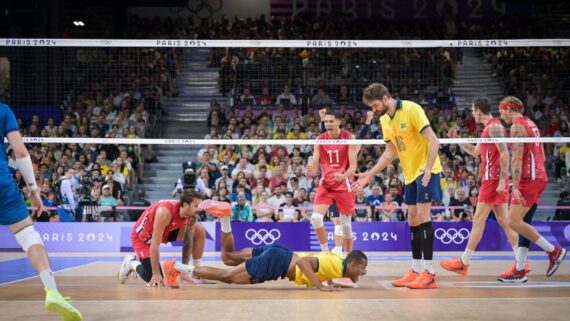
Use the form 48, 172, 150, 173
334, 225, 343, 236
15, 225, 43, 252
518, 204, 537, 248
340, 214, 352, 238
311, 213, 325, 229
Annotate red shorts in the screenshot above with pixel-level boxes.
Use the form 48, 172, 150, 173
131, 233, 151, 260
478, 179, 509, 205
511, 179, 547, 207
314, 185, 355, 215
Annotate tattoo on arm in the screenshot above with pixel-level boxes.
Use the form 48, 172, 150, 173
510, 124, 526, 188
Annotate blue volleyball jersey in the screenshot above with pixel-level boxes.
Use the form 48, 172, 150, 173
0, 103, 20, 186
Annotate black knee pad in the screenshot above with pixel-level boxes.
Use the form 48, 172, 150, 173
518, 203, 537, 248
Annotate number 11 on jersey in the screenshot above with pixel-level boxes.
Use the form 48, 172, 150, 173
327, 149, 339, 166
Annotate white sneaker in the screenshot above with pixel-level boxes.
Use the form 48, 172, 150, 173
118, 254, 136, 284
331, 247, 344, 257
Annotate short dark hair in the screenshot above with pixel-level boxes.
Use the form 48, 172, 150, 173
180, 190, 204, 207
346, 250, 368, 265
324, 108, 343, 120
472, 98, 491, 115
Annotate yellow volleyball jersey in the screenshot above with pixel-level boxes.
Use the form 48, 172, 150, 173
293, 252, 344, 287
380, 99, 443, 184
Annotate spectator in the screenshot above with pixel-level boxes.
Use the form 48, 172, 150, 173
275, 85, 297, 105
450, 189, 473, 222
277, 192, 299, 222
99, 185, 118, 222
231, 193, 254, 222
254, 191, 274, 222
380, 193, 399, 222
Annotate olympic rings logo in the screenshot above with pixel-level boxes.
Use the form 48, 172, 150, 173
434, 228, 470, 245
245, 229, 281, 246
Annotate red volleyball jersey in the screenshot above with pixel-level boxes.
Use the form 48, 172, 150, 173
131, 200, 188, 244
317, 130, 353, 191
480, 118, 508, 181
513, 116, 547, 181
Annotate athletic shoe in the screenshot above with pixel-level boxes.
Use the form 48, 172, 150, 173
198, 199, 232, 218
391, 269, 419, 287
117, 254, 136, 284
163, 259, 181, 288
45, 288, 83, 321
406, 270, 438, 289
546, 246, 567, 277
500, 261, 531, 278
440, 258, 469, 276
498, 268, 527, 283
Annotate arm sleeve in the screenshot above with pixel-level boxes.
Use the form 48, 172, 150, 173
358, 124, 370, 139
319, 121, 326, 133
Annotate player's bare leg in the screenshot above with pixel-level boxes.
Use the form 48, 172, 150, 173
311, 204, 331, 251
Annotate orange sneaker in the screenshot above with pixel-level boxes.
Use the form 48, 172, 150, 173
406, 270, 438, 289
198, 199, 232, 218
391, 269, 419, 287
440, 258, 469, 276
500, 261, 531, 278
163, 259, 181, 289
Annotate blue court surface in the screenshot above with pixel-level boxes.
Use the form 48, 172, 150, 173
0, 254, 549, 285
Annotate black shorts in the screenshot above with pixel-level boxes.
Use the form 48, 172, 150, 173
245, 244, 293, 284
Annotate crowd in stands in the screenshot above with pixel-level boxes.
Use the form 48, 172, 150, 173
6, 14, 568, 223
6, 17, 185, 222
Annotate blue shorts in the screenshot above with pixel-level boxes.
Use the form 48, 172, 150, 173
0, 182, 29, 225
246, 244, 294, 284
404, 173, 442, 205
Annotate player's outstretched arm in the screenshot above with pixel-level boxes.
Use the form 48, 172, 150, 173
352, 141, 397, 191
308, 144, 320, 177
296, 256, 339, 292
448, 128, 480, 157
488, 123, 510, 193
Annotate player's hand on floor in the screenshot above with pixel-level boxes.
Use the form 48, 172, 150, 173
318, 284, 341, 292
147, 273, 164, 287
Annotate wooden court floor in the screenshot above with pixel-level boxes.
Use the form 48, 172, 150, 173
0, 252, 569, 321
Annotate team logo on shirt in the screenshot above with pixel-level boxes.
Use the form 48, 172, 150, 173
400, 123, 407, 130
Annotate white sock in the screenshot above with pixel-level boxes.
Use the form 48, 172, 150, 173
424, 260, 434, 274
320, 243, 329, 252
461, 249, 474, 265
130, 259, 141, 271
173, 262, 195, 275
332, 246, 342, 255
412, 259, 422, 273
220, 216, 232, 233
193, 259, 202, 267
40, 269, 58, 293
512, 245, 518, 259
535, 236, 555, 252
516, 247, 529, 271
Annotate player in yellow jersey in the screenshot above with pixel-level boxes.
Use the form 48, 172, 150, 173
353, 83, 443, 289
163, 200, 367, 291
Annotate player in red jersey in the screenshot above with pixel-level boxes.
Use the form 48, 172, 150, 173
117, 190, 204, 287
308, 108, 359, 256
440, 98, 526, 276
498, 96, 567, 283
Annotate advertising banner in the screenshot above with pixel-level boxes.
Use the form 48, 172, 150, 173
1, 221, 568, 252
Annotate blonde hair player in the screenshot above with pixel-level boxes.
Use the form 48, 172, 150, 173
440, 98, 529, 276
0, 103, 82, 321
163, 200, 368, 291
308, 108, 360, 256
497, 96, 567, 282
355, 83, 443, 289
